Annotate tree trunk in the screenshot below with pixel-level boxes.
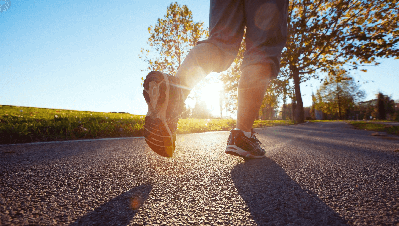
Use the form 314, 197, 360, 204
377, 93, 386, 120
282, 104, 286, 120
337, 83, 342, 120
291, 91, 296, 121
292, 66, 305, 123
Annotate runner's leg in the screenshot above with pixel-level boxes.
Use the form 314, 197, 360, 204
237, 0, 289, 132
175, 43, 222, 92
176, 0, 245, 96
236, 64, 273, 132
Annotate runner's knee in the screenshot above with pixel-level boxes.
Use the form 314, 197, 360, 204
240, 64, 273, 89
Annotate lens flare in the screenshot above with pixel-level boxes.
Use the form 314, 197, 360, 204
130, 196, 142, 210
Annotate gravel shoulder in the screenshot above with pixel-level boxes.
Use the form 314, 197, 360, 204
1, 122, 398, 225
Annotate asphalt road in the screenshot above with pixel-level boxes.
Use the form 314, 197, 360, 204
1, 122, 398, 225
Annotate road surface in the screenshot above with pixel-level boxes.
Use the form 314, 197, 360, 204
1, 122, 398, 225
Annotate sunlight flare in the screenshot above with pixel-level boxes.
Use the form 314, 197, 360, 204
198, 81, 224, 117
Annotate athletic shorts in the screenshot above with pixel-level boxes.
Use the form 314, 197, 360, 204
198, 0, 289, 77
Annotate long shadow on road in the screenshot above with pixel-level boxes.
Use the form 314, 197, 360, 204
231, 157, 348, 225
70, 184, 152, 226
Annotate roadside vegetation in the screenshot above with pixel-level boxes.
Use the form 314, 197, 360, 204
0, 105, 294, 144
3, 104, 397, 145
0, 105, 145, 144
349, 121, 399, 136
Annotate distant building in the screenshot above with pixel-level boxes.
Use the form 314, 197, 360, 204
358, 99, 377, 107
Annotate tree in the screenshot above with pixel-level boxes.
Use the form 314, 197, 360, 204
139, 2, 208, 76
376, 93, 396, 120
280, 103, 294, 120
259, 79, 286, 120
310, 92, 316, 119
281, 0, 399, 123
377, 93, 386, 120
367, 103, 377, 120
314, 69, 365, 119
385, 95, 396, 120
278, 76, 294, 120
191, 98, 211, 119
180, 105, 192, 119
394, 100, 399, 121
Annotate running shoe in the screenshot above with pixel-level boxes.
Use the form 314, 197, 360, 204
225, 128, 266, 158
142, 71, 188, 157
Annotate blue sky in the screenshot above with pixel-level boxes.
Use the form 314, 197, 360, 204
1, 0, 398, 116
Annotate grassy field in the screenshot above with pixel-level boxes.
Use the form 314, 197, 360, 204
3, 105, 398, 145
349, 121, 399, 136
0, 105, 294, 144
0, 105, 145, 144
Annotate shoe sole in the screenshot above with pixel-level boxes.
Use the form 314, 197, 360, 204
143, 72, 175, 157
144, 116, 175, 157
225, 145, 265, 159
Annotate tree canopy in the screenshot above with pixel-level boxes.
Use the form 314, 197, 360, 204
282, 0, 399, 122
377, 92, 396, 120
139, 2, 208, 76
314, 69, 365, 119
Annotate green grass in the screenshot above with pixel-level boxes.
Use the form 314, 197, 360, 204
308, 120, 348, 122
0, 105, 145, 144
349, 121, 399, 136
1, 105, 295, 144
177, 119, 294, 134
177, 118, 236, 134
253, 119, 295, 127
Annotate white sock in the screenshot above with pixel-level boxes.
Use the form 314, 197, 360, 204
243, 130, 252, 138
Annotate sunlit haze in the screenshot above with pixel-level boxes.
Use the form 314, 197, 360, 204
1, 0, 398, 117
198, 77, 225, 117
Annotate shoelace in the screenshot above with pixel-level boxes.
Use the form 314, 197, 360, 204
249, 131, 262, 146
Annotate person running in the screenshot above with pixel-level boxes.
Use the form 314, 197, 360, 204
143, 0, 289, 158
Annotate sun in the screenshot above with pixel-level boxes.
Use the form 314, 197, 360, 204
198, 80, 224, 117
184, 73, 227, 118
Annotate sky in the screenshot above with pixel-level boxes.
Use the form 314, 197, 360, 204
1, 0, 398, 117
